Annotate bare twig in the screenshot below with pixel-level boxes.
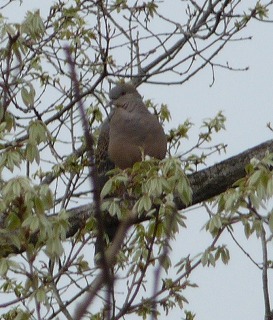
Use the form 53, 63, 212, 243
74, 214, 136, 320
246, 201, 273, 320
261, 226, 273, 320
65, 46, 112, 319
227, 226, 262, 270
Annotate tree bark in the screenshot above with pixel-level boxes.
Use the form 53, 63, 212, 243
177, 139, 273, 209
2, 139, 273, 258
66, 139, 273, 231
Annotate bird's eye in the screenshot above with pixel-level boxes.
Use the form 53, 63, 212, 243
121, 91, 126, 96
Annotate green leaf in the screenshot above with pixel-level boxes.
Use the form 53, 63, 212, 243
269, 211, 273, 233
0, 258, 9, 276
36, 287, 46, 303
0, 148, 22, 172
2, 177, 31, 201
21, 84, 36, 107
133, 194, 152, 214
108, 200, 122, 218
248, 169, 262, 186
40, 185, 53, 209
161, 255, 172, 272
6, 212, 21, 230
34, 196, 45, 215
201, 251, 208, 266
26, 142, 40, 164
21, 10, 45, 40
22, 215, 39, 232
44, 236, 64, 260
100, 179, 113, 198
28, 120, 48, 144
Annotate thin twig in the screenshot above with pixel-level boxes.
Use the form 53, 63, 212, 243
261, 225, 272, 320
74, 214, 135, 320
150, 209, 177, 320
64, 46, 113, 319
246, 201, 273, 320
227, 226, 262, 270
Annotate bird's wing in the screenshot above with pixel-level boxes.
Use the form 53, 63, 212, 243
95, 114, 115, 191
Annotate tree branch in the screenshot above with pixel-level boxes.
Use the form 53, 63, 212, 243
2, 139, 273, 258
177, 139, 273, 209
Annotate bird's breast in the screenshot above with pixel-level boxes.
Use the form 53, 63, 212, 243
108, 108, 167, 169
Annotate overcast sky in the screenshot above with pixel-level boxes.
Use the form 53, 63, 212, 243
135, 10, 273, 319
2, 1, 273, 319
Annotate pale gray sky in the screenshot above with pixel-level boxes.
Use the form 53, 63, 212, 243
2, 1, 273, 319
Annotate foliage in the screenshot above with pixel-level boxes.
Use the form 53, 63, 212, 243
0, 0, 272, 319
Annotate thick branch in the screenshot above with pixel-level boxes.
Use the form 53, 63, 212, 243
66, 139, 273, 232
2, 139, 273, 258
177, 139, 273, 209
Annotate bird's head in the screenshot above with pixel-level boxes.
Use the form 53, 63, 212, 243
109, 83, 142, 109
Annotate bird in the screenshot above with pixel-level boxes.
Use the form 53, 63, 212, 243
107, 83, 167, 168
94, 83, 167, 257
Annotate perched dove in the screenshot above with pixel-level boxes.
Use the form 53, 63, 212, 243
94, 83, 167, 258
107, 83, 167, 169
95, 83, 167, 181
